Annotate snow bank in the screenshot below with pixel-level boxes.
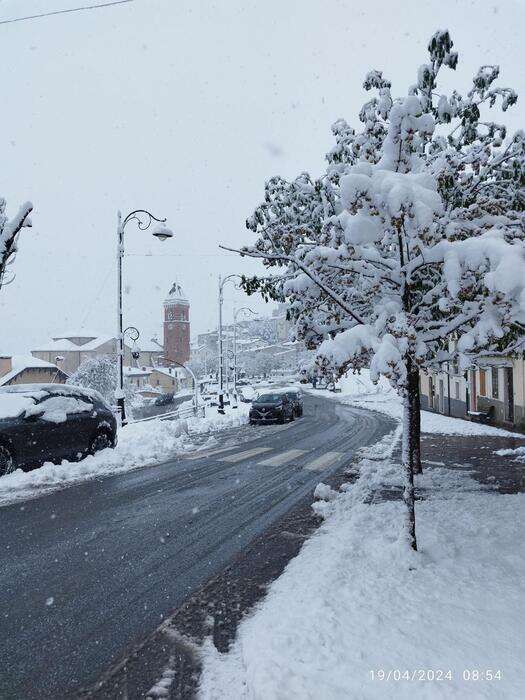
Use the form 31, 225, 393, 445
0, 403, 249, 507
494, 445, 525, 462
309, 370, 521, 437
199, 435, 525, 700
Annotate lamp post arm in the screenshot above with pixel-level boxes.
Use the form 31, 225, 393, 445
163, 359, 199, 414
122, 209, 166, 230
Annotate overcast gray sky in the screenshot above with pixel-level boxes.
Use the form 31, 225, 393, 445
0, 0, 523, 353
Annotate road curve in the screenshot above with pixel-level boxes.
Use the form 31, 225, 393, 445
0, 393, 395, 698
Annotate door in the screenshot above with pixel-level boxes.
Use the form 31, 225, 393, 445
27, 394, 93, 463
505, 368, 514, 423
469, 370, 477, 412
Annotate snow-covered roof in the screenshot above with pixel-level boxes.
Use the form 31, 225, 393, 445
0, 355, 65, 387
124, 366, 153, 377
34, 335, 115, 352
138, 338, 164, 352
34, 335, 163, 354
164, 281, 189, 305
151, 366, 187, 379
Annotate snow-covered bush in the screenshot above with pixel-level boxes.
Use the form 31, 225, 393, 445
231, 30, 525, 550
68, 356, 136, 407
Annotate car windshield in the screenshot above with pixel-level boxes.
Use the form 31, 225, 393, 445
255, 394, 283, 403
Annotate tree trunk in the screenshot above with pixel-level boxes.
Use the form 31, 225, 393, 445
410, 370, 422, 474
401, 365, 418, 551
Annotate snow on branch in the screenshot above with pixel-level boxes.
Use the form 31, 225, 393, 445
0, 199, 33, 289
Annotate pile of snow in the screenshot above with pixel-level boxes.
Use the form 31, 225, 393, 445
200, 432, 525, 699
495, 445, 525, 462
0, 402, 250, 507
309, 370, 521, 437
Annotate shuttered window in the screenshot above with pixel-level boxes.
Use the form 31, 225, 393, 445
479, 369, 486, 397
492, 367, 499, 399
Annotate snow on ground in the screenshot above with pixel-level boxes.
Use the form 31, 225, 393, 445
199, 431, 525, 700
309, 370, 521, 437
494, 445, 525, 462
0, 402, 249, 507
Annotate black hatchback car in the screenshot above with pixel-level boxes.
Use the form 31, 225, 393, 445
0, 384, 117, 476
249, 392, 295, 425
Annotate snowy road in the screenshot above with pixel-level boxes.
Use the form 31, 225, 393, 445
0, 393, 394, 698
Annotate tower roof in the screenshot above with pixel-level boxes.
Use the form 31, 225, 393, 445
164, 281, 189, 305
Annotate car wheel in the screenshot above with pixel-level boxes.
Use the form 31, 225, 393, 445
0, 445, 16, 476
289, 412, 295, 422
89, 431, 113, 455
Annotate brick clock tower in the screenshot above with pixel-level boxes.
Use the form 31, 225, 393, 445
163, 282, 190, 365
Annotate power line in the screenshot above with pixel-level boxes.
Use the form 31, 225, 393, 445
0, 0, 135, 26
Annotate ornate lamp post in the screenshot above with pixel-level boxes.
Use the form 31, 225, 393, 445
232, 306, 256, 406
116, 209, 173, 425
217, 274, 242, 414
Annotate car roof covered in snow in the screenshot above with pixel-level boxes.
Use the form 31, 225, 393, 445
0, 384, 108, 421
0, 383, 104, 403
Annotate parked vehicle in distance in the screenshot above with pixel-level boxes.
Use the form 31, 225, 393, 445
249, 392, 295, 425
154, 392, 174, 407
282, 389, 303, 417
0, 384, 117, 476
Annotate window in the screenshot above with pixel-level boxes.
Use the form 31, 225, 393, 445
455, 382, 460, 400
492, 367, 499, 399
479, 369, 486, 397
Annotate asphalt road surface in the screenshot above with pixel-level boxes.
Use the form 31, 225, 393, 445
0, 393, 394, 698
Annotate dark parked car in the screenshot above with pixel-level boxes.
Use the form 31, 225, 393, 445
249, 393, 295, 425
0, 384, 117, 476
154, 392, 175, 407
283, 389, 303, 417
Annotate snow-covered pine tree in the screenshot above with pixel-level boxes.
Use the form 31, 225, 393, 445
230, 31, 525, 550
0, 199, 33, 291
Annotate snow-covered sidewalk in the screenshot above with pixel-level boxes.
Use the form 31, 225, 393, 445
199, 429, 525, 699
0, 403, 249, 507
308, 371, 522, 437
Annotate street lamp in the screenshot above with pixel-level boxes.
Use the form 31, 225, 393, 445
116, 209, 173, 426
160, 357, 200, 415
232, 306, 256, 405
217, 274, 242, 414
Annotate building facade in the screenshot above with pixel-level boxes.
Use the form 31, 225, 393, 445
163, 282, 190, 366
32, 334, 163, 376
420, 355, 525, 431
0, 355, 68, 387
